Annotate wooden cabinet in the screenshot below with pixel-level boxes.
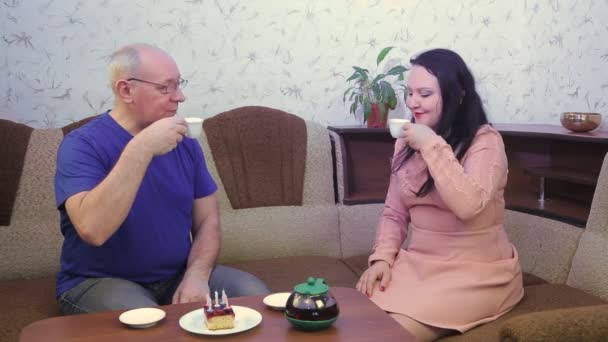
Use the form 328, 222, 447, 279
328, 126, 394, 205
328, 124, 608, 227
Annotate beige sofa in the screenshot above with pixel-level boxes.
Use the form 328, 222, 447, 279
1, 109, 608, 342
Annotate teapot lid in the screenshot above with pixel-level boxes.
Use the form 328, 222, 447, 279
294, 277, 329, 296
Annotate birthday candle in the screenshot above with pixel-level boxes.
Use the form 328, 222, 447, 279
206, 293, 213, 311
214, 290, 220, 307
222, 289, 229, 307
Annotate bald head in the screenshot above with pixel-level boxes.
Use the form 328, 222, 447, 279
108, 43, 171, 92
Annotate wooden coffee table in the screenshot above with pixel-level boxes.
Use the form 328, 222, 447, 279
20, 287, 415, 341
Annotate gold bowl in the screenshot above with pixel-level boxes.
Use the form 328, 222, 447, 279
560, 112, 602, 132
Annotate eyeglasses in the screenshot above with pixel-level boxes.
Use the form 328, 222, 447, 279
127, 77, 188, 95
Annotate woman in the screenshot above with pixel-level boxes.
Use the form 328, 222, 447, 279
356, 48, 523, 341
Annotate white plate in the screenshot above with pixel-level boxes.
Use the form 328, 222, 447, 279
262, 292, 291, 310
119, 307, 166, 328
179, 305, 262, 336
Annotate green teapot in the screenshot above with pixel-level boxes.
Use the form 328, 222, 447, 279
285, 277, 340, 331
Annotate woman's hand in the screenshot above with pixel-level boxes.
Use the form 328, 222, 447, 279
356, 260, 391, 297
403, 123, 437, 151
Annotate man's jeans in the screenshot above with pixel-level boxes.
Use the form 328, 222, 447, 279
58, 265, 270, 315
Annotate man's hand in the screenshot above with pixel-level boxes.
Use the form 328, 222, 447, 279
356, 260, 391, 297
172, 272, 210, 304
134, 116, 188, 157
402, 122, 437, 151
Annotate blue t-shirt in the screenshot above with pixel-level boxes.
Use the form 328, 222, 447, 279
54, 112, 217, 298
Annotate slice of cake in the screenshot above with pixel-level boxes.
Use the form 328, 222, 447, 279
204, 290, 235, 330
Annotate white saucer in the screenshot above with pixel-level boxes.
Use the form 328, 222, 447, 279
119, 307, 166, 328
179, 305, 262, 335
262, 292, 291, 310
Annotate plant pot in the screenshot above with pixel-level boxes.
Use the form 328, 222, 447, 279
366, 103, 390, 128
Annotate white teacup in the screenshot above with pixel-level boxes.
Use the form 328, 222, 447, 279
389, 118, 410, 138
184, 117, 203, 138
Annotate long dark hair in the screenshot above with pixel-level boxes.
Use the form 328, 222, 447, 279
392, 48, 489, 197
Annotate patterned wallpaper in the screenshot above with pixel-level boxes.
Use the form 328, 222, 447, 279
1, 0, 607, 130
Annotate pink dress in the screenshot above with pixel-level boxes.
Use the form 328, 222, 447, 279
368, 125, 523, 332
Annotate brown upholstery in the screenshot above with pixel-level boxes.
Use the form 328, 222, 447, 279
442, 284, 606, 341
500, 304, 608, 341
0, 119, 33, 226
228, 256, 360, 293
521, 272, 549, 286
61, 114, 100, 136
342, 254, 370, 277
203, 106, 307, 209
0, 277, 61, 342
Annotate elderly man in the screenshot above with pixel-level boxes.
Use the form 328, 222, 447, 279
54, 43, 269, 314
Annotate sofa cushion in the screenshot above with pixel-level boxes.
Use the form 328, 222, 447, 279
203, 106, 307, 209
227, 256, 360, 293
499, 304, 608, 341
61, 115, 100, 136
337, 203, 384, 258
440, 284, 606, 341
567, 153, 608, 301
342, 254, 369, 276
0, 129, 63, 281
218, 205, 341, 263
504, 210, 583, 284
0, 276, 61, 342
521, 272, 548, 286
0, 119, 33, 226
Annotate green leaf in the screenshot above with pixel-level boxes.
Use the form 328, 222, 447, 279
386, 83, 396, 99
356, 79, 369, 89
372, 73, 386, 84
388, 94, 397, 110
378, 101, 387, 120
363, 102, 372, 123
398, 73, 405, 81
386, 65, 408, 76
363, 99, 372, 123
372, 83, 381, 100
353, 66, 369, 74
343, 87, 354, 103
346, 72, 361, 82
387, 91, 396, 110
376, 46, 394, 66
379, 81, 392, 101
346, 67, 368, 85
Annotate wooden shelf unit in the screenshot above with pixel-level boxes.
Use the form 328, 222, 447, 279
328, 126, 395, 205
495, 124, 608, 227
329, 124, 608, 227
523, 167, 597, 186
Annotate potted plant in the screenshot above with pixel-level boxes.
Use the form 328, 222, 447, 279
343, 47, 408, 128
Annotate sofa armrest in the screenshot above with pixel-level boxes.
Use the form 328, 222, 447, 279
500, 304, 608, 341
